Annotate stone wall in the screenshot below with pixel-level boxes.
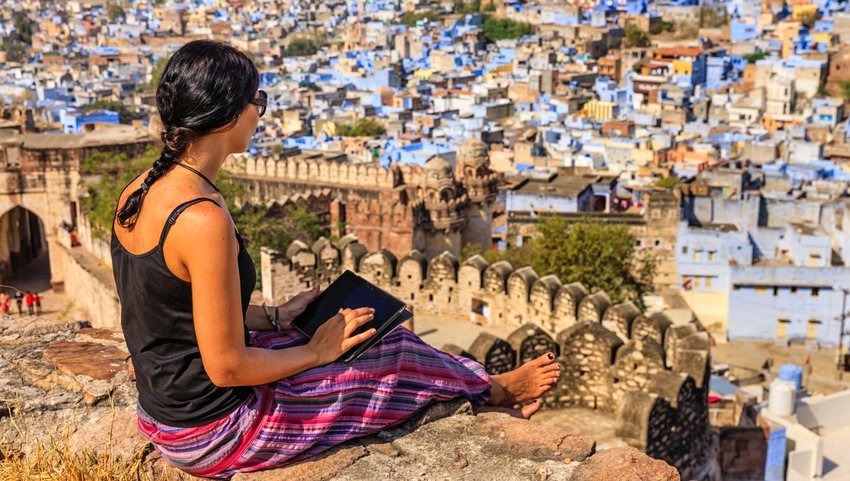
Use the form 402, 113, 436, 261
230, 142, 500, 262
53, 243, 121, 330
262, 236, 712, 478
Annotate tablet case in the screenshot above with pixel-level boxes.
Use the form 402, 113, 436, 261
291, 270, 409, 363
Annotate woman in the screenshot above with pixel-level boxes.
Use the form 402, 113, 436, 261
0, 291, 8, 316
111, 40, 559, 479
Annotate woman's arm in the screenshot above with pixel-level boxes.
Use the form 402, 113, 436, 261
245, 285, 322, 331
244, 304, 278, 331
171, 203, 320, 386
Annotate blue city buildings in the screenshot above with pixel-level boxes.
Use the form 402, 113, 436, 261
60, 109, 120, 133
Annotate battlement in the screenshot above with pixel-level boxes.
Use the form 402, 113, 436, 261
262, 235, 712, 478
240, 155, 403, 190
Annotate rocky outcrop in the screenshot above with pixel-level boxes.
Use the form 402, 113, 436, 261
0, 314, 680, 481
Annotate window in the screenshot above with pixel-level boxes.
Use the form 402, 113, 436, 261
654, 239, 662, 248
812, 287, 820, 297
636, 239, 644, 248
682, 246, 688, 254
694, 250, 702, 262
776, 318, 790, 339
708, 251, 716, 261
809, 253, 822, 267
705, 277, 713, 288
806, 319, 821, 339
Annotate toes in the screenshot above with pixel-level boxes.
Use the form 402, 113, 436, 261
534, 352, 556, 366
520, 399, 543, 419
541, 363, 560, 374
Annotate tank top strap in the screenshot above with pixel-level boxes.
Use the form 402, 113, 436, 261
158, 198, 221, 248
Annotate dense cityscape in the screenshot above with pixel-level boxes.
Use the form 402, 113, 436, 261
1, 0, 850, 479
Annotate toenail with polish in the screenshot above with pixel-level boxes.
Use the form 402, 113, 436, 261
547, 353, 554, 360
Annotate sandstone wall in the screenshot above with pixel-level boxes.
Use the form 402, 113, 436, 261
262, 236, 712, 478
53, 244, 121, 330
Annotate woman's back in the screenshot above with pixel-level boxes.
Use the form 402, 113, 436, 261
112, 182, 254, 427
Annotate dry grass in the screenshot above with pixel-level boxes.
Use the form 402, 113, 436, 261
0, 399, 165, 481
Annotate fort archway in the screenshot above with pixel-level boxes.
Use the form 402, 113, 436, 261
0, 205, 51, 292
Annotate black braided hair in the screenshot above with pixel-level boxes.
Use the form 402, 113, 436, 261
116, 40, 260, 228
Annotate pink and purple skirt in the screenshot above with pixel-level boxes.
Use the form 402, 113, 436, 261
137, 326, 492, 478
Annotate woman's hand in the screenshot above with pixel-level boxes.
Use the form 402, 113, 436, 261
307, 307, 376, 366
278, 285, 322, 330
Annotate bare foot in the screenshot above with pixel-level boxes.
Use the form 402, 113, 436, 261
487, 352, 560, 407
479, 399, 543, 419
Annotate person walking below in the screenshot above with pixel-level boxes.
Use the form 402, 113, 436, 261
34, 292, 42, 316
14, 290, 23, 316
0, 292, 8, 317
24, 291, 34, 316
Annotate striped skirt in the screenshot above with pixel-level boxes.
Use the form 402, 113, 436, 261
137, 326, 492, 479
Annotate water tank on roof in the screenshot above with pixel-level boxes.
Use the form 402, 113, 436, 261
768, 379, 796, 417
778, 364, 804, 391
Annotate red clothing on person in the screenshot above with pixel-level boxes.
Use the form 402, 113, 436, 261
24, 293, 33, 306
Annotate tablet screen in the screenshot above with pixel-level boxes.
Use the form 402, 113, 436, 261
292, 270, 406, 338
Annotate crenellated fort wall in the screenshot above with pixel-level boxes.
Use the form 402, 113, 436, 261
229, 140, 500, 259
261, 235, 712, 478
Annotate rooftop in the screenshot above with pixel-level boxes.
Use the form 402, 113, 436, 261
511, 173, 597, 198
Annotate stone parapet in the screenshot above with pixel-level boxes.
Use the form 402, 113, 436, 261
263, 237, 712, 477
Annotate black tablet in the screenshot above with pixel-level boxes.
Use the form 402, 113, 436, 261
291, 270, 408, 363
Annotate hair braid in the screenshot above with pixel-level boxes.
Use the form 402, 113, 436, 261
115, 126, 193, 228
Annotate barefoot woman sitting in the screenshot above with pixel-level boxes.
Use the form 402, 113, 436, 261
111, 40, 560, 479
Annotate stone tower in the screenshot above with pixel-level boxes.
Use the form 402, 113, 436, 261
417, 155, 468, 258
455, 137, 500, 251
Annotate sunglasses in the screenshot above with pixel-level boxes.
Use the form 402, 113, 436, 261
249, 89, 268, 117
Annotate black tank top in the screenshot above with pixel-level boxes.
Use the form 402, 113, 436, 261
111, 197, 254, 427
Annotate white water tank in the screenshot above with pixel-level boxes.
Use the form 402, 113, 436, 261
768, 379, 796, 416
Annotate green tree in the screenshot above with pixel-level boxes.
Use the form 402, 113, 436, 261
400, 10, 441, 26
1, 42, 27, 62
107, 3, 125, 22
282, 38, 320, 58
12, 15, 32, 45
80, 149, 154, 239
483, 243, 535, 268
481, 16, 534, 42
81, 150, 129, 176
817, 84, 830, 98
654, 176, 680, 189
624, 23, 650, 48
744, 51, 768, 64
82, 99, 143, 124
527, 216, 655, 304
336, 118, 386, 137
453, 0, 481, 14
460, 242, 485, 261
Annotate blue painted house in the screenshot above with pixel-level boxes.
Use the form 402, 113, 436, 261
60, 109, 120, 133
